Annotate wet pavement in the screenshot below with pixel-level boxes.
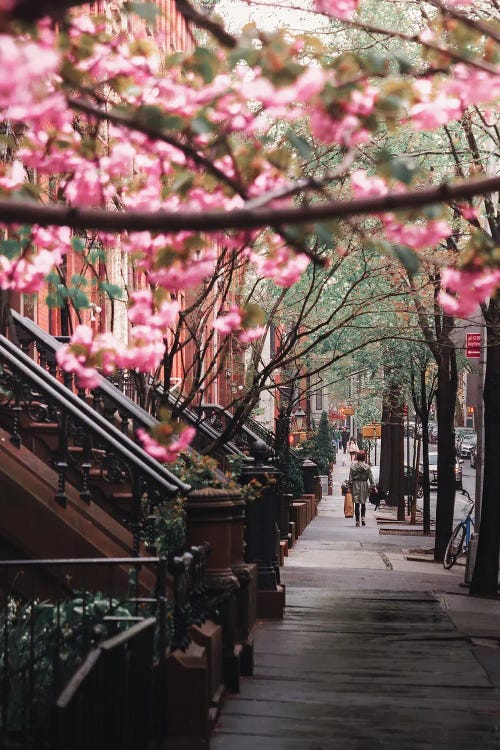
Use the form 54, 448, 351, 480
211, 459, 500, 750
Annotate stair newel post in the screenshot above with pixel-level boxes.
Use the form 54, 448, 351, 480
302, 458, 318, 495
185, 486, 241, 692
239, 439, 285, 619
130, 475, 143, 557
62, 369, 73, 392
118, 409, 130, 435
79, 429, 92, 504
10, 380, 22, 448
54, 410, 69, 507
45, 350, 58, 380
169, 551, 193, 653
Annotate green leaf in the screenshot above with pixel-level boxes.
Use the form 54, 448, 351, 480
287, 131, 313, 160
88, 247, 106, 263
389, 157, 418, 185
46, 290, 66, 308
313, 222, 337, 250
421, 203, 444, 220
362, 51, 388, 75
392, 245, 420, 276
123, 1, 160, 22
67, 288, 90, 309
191, 116, 213, 135
188, 47, 219, 83
99, 282, 124, 300
70, 274, 87, 287
242, 303, 265, 328
71, 236, 86, 253
0, 239, 21, 259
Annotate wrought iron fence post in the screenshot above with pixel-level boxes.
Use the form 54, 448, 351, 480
239, 439, 285, 619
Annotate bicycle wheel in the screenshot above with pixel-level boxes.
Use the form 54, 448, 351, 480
443, 522, 466, 569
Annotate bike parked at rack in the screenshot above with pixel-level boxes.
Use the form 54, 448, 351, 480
443, 490, 474, 569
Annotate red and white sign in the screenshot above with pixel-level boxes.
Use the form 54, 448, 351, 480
466, 332, 481, 359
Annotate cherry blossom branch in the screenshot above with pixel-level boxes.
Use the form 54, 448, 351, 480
174, 0, 238, 48
426, 0, 500, 45
68, 97, 247, 199
1, 175, 498, 232
242, 0, 499, 75
334, 15, 499, 75
244, 149, 356, 209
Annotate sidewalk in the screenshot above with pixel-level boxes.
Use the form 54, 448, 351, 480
211, 459, 500, 749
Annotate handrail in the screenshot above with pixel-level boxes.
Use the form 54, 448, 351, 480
0, 335, 186, 553
0, 334, 177, 492
2, 328, 189, 494
200, 402, 275, 447
10, 310, 243, 467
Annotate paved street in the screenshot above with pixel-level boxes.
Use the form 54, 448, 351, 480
211, 460, 500, 750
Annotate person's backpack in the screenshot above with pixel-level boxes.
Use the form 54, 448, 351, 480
351, 464, 369, 482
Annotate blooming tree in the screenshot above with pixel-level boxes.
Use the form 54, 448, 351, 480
0, 0, 498, 461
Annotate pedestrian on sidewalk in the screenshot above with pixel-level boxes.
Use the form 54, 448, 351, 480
333, 425, 342, 450
347, 437, 359, 462
349, 450, 375, 527
341, 427, 349, 454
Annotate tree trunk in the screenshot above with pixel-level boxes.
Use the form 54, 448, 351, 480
0, 290, 12, 336
419, 379, 431, 536
470, 293, 500, 597
379, 391, 392, 498
379, 376, 404, 515
434, 347, 458, 561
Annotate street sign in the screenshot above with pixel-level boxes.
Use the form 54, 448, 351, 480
362, 424, 381, 438
340, 406, 354, 416
466, 332, 481, 359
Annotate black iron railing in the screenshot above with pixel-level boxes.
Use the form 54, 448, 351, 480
0, 334, 189, 555
10, 311, 242, 474
197, 403, 276, 454
0, 549, 209, 749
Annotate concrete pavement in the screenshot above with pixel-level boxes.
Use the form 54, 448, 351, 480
211, 458, 500, 749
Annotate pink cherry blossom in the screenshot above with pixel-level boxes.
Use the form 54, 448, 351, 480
239, 326, 266, 343
438, 268, 500, 318
384, 219, 451, 250
351, 170, 388, 199
136, 426, 196, 463
213, 306, 242, 335
313, 0, 359, 19
251, 246, 310, 287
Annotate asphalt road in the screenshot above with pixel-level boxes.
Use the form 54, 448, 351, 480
369, 435, 478, 523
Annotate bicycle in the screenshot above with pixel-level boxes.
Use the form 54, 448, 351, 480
443, 490, 474, 569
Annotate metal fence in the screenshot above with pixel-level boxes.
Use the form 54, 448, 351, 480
0, 550, 209, 749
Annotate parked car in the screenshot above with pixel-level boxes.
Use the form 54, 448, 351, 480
458, 433, 477, 458
455, 426, 475, 449
419, 452, 463, 490
428, 423, 438, 444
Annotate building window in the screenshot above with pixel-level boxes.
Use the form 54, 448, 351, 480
315, 385, 323, 411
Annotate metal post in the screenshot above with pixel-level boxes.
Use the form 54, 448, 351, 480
474, 331, 485, 528
406, 410, 410, 467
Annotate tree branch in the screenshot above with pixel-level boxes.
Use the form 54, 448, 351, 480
1, 174, 498, 233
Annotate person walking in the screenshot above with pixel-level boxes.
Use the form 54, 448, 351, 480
333, 425, 342, 450
341, 427, 349, 454
347, 437, 359, 462
349, 450, 375, 527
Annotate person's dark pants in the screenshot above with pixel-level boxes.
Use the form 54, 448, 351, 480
355, 502, 366, 522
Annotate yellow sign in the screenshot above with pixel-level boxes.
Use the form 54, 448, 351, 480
362, 424, 381, 438
340, 406, 355, 417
